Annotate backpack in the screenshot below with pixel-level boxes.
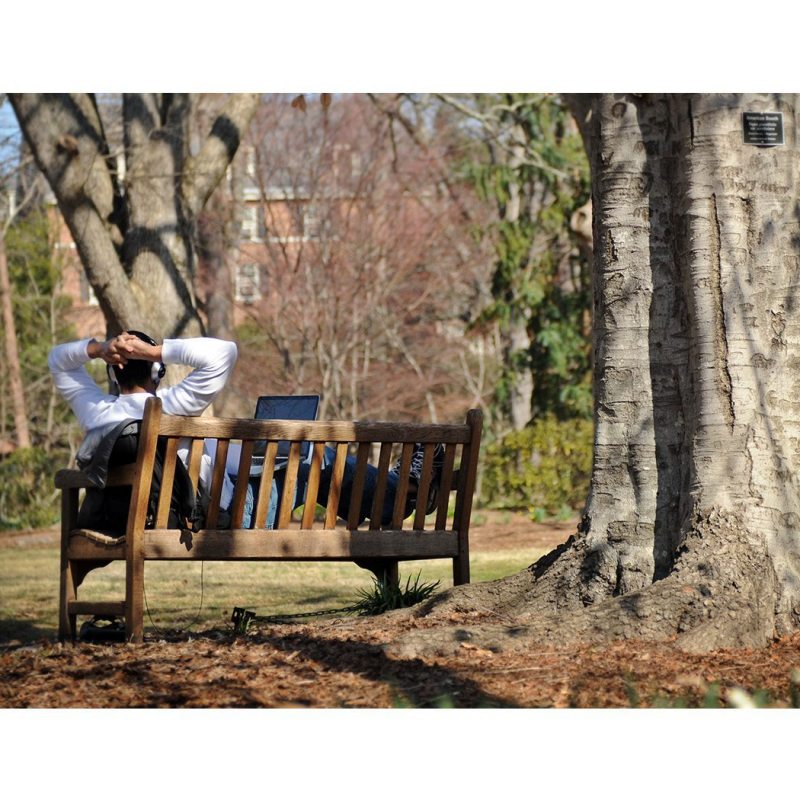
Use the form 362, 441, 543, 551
76, 421, 200, 532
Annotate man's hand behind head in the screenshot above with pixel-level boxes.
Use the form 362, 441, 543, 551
117, 333, 161, 364
89, 333, 162, 369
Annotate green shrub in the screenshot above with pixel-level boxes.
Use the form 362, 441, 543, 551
0, 447, 61, 530
351, 573, 440, 616
481, 414, 593, 519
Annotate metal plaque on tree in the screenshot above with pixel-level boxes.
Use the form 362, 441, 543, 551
742, 112, 784, 146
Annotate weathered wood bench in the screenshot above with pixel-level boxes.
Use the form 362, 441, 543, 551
56, 397, 482, 643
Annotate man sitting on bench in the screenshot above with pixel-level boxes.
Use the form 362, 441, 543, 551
49, 333, 442, 529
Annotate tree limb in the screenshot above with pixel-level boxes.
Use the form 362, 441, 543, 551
182, 93, 262, 216
560, 94, 595, 153
367, 93, 473, 224
8, 93, 142, 329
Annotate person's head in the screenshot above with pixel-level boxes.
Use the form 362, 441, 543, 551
108, 330, 166, 394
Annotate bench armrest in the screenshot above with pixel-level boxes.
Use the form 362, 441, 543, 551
55, 470, 93, 489
55, 465, 136, 490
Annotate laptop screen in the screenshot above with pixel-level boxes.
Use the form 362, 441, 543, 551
254, 395, 320, 422
253, 395, 320, 465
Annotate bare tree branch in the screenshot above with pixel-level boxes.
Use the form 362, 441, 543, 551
182, 93, 262, 216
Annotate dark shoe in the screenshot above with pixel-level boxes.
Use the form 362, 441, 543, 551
392, 443, 445, 515
79, 615, 126, 644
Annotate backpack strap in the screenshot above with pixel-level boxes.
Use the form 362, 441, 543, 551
77, 418, 141, 488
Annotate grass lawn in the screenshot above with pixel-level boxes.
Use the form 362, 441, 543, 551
0, 546, 543, 645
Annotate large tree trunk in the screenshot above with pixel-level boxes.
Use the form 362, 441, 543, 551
389, 93, 800, 657
8, 93, 260, 342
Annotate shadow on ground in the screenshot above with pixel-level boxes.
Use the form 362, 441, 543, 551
242, 628, 509, 708
0, 620, 56, 651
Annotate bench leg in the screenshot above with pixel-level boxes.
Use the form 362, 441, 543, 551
58, 557, 77, 642
452, 553, 470, 586
355, 558, 399, 589
58, 489, 78, 643
125, 553, 145, 643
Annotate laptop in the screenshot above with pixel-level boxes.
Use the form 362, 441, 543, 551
251, 394, 321, 471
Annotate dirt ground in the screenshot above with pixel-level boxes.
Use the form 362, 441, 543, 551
2, 512, 800, 708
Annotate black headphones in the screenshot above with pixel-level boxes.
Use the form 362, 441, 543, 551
107, 330, 166, 393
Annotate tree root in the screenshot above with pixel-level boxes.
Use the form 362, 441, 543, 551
384, 514, 781, 660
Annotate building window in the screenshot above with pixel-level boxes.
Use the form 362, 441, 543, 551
303, 204, 320, 239
235, 263, 261, 304
241, 204, 264, 241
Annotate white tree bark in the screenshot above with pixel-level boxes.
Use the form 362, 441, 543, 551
9, 93, 260, 341
391, 94, 800, 656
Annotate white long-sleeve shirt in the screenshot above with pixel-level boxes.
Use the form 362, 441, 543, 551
49, 337, 239, 508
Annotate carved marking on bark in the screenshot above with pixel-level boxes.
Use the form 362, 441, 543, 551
604, 230, 619, 263
710, 194, 735, 431
739, 196, 756, 283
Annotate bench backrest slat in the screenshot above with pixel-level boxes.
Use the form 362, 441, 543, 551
205, 438, 229, 529
253, 441, 279, 529
278, 442, 302, 529
368, 442, 393, 531
300, 443, 325, 529
347, 442, 371, 530
390, 442, 414, 530
435, 443, 458, 531
413, 444, 437, 530
187, 438, 204, 490
228, 439, 255, 528
155, 437, 180, 528
324, 443, 349, 530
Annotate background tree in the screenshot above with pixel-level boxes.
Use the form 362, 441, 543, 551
0, 116, 79, 528
8, 93, 260, 341
0, 95, 36, 452
392, 93, 800, 657
367, 94, 594, 518
436, 93, 592, 430
214, 94, 496, 423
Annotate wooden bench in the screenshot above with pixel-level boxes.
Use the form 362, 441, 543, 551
56, 397, 483, 643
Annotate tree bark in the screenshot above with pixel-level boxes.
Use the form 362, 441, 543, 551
389, 93, 800, 657
504, 125, 534, 430
0, 231, 31, 448
8, 93, 260, 341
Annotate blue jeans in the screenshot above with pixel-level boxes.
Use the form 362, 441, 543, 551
238, 446, 401, 529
